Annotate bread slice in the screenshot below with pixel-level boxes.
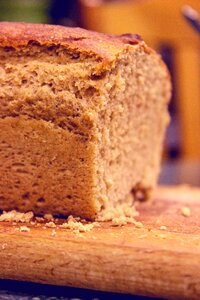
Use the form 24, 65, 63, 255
0, 22, 171, 219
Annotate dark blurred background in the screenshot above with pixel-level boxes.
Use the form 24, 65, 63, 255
0, 0, 80, 25
0, 0, 199, 185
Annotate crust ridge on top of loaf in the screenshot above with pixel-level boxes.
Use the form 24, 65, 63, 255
0, 22, 142, 62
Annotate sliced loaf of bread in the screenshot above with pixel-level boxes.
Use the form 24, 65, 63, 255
0, 22, 171, 219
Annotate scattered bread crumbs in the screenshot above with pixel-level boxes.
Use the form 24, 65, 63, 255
45, 221, 56, 228
44, 214, 54, 221
181, 207, 191, 217
160, 225, 167, 230
20, 226, 30, 232
0, 210, 33, 223
1, 243, 7, 250
112, 217, 143, 228
0, 196, 140, 232
60, 215, 94, 233
51, 229, 56, 237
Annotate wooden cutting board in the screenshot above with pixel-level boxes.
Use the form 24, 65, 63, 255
0, 186, 200, 300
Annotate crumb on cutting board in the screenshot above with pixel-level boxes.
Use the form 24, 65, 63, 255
0, 197, 140, 232
60, 215, 95, 233
112, 216, 132, 226
181, 206, 191, 217
112, 217, 143, 227
45, 221, 57, 228
160, 225, 167, 230
0, 210, 33, 223
51, 229, 56, 236
1, 243, 7, 250
20, 226, 30, 232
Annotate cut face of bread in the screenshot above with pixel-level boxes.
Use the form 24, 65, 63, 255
0, 23, 171, 219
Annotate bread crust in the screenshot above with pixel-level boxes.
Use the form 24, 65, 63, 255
0, 22, 142, 61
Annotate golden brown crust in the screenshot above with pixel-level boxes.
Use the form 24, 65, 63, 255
0, 22, 142, 61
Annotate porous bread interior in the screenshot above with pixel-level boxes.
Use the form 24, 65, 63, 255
0, 43, 170, 219
0, 45, 104, 219
0, 45, 105, 134
96, 46, 170, 210
0, 117, 98, 218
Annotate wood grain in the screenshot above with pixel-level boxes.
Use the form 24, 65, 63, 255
0, 186, 200, 300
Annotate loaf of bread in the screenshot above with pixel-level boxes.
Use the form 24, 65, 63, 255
0, 22, 171, 219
